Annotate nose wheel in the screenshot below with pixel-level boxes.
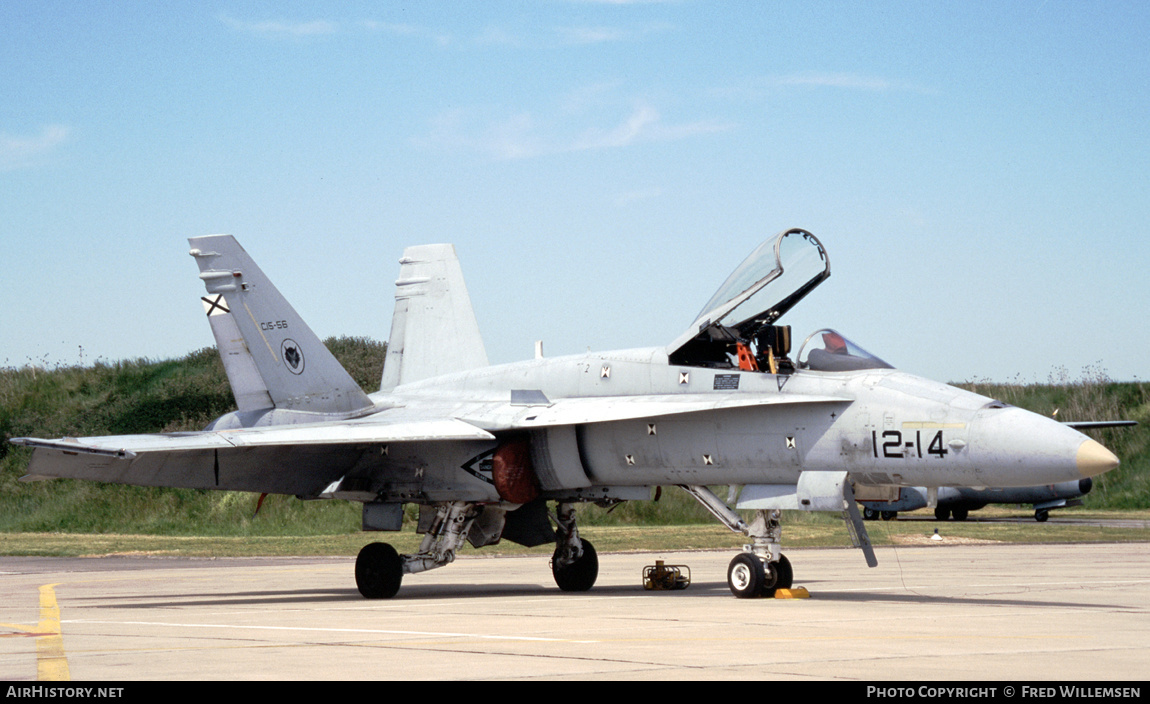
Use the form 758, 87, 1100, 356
728, 553, 793, 598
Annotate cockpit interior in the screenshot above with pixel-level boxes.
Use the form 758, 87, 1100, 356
666, 228, 892, 375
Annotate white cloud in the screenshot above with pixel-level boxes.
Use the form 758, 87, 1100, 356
470, 25, 522, 47
555, 26, 632, 45
0, 125, 70, 171
716, 72, 936, 99
615, 187, 664, 207
419, 101, 732, 160
773, 72, 895, 90
218, 14, 338, 37
574, 103, 732, 151
554, 21, 674, 46
361, 20, 453, 47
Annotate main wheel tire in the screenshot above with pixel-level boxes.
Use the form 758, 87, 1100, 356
1035, 509, 1049, 522
881, 511, 897, 521
934, 506, 951, 521
952, 508, 969, 521
863, 507, 879, 521
727, 553, 765, 599
552, 539, 598, 592
356, 542, 403, 599
772, 554, 794, 592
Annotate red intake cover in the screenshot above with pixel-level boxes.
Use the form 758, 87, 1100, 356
492, 437, 540, 504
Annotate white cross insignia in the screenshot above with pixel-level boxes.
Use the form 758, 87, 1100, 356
201, 294, 229, 317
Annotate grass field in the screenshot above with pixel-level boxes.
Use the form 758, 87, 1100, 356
3, 506, 1146, 558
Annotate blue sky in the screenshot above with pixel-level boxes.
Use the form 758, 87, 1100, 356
3, 1, 1147, 385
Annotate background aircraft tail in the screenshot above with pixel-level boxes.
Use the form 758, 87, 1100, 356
189, 235, 374, 415
381, 244, 488, 391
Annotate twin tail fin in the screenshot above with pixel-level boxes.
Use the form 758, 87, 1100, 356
189, 235, 373, 416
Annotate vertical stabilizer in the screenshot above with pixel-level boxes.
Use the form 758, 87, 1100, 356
381, 244, 488, 391
188, 235, 374, 415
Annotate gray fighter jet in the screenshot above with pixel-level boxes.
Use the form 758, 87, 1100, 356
862, 478, 1093, 522
859, 420, 1135, 522
11, 228, 1121, 599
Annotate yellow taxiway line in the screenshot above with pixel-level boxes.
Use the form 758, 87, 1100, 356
1, 583, 70, 681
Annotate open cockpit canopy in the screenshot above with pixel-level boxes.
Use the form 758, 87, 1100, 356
668, 228, 830, 368
796, 329, 893, 372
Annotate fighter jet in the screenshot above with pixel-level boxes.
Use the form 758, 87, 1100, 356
859, 420, 1135, 522
11, 228, 1121, 599
862, 477, 1093, 522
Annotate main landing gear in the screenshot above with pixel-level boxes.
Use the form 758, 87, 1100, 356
355, 542, 403, 599
550, 502, 599, 591
354, 500, 599, 598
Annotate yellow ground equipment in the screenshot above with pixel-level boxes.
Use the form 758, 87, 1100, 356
643, 560, 691, 590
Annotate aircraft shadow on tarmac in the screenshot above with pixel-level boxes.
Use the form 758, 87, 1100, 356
805, 589, 1119, 611
70, 579, 1122, 611
74, 581, 696, 609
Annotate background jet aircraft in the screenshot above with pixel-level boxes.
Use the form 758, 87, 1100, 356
861, 479, 1093, 522
11, 228, 1121, 599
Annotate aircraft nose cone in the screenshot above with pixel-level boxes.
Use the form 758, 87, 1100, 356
970, 407, 1119, 485
1076, 438, 1119, 478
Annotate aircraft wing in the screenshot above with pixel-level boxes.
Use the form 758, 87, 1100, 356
11, 393, 851, 492
12, 417, 495, 457
11, 417, 495, 495
469, 392, 852, 430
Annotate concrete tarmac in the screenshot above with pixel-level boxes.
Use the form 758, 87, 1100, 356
2, 542, 1149, 681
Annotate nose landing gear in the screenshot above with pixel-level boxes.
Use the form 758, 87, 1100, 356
679, 485, 800, 599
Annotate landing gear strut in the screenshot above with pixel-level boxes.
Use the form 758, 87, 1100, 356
679, 485, 795, 598
354, 500, 602, 599
355, 500, 482, 599
550, 502, 599, 591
